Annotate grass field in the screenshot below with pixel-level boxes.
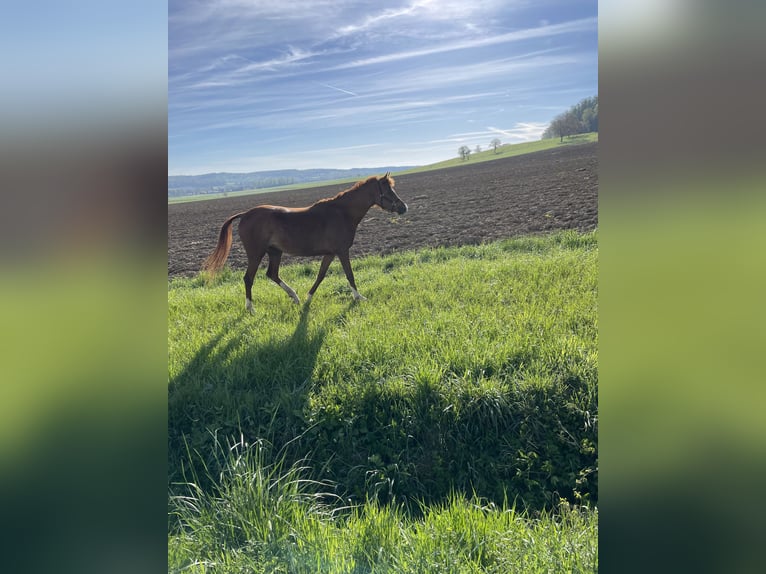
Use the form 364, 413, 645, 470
168, 133, 598, 204
168, 230, 598, 571
398, 133, 598, 174
169, 435, 597, 573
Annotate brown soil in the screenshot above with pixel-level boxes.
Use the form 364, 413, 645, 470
168, 142, 597, 278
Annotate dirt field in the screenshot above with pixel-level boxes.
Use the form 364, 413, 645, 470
168, 142, 597, 278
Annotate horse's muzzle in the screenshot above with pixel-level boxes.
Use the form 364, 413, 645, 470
395, 202, 408, 215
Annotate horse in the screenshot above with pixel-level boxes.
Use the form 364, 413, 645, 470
202, 172, 408, 313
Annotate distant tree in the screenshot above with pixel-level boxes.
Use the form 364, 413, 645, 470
548, 114, 581, 142
474, 144, 482, 154
490, 138, 502, 153
573, 96, 598, 132
581, 105, 598, 132
542, 95, 598, 141
458, 145, 471, 160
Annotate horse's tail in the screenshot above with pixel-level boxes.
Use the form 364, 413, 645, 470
202, 212, 244, 276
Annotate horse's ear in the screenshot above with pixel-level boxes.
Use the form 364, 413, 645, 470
384, 171, 390, 178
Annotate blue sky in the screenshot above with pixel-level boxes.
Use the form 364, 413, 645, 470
169, 1, 597, 175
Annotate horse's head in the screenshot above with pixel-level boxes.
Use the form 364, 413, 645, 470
375, 172, 408, 215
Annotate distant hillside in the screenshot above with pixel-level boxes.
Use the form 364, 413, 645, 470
168, 166, 417, 198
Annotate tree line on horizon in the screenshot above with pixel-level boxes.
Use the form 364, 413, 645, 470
541, 95, 598, 142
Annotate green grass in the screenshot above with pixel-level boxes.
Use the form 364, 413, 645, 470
169, 434, 598, 573
398, 133, 598, 174
168, 133, 598, 204
169, 230, 598, 570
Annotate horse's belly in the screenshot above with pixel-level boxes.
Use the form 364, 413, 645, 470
269, 230, 344, 256
274, 239, 331, 256
273, 223, 352, 256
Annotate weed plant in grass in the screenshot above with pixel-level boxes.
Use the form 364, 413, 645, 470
169, 230, 597, 514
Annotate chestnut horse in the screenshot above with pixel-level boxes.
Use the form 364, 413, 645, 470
203, 173, 407, 313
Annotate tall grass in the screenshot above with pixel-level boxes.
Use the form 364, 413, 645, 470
169, 230, 598, 570
169, 434, 598, 573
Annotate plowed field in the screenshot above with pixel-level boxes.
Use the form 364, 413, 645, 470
168, 142, 597, 278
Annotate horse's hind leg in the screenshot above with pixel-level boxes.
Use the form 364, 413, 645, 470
266, 248, 300, 304
338, 250, 366, 301
244, 249, 266, 313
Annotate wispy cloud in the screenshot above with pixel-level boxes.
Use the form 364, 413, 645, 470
336, 2, 423, 36
334, 0, 520, 37
487, 123, 549, 140
177, 46, 327, 90
430, 122, 549, 145
358, 51, 578, 99
330, 17, 596, 70
318, 83, 358, 97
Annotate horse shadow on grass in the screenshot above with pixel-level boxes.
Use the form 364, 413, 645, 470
168, 300, 355, 486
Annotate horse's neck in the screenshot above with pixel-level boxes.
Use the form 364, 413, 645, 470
336, 184, 375, 226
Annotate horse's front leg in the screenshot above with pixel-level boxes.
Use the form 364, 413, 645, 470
338, 250, 366, 301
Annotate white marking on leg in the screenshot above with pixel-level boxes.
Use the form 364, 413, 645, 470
246, 298, 254, 313
306, 292, 313, 303
351, 287, 366, 301
279, 280, 300, 304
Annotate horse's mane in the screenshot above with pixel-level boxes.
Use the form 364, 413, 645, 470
315, 174, 395, 205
